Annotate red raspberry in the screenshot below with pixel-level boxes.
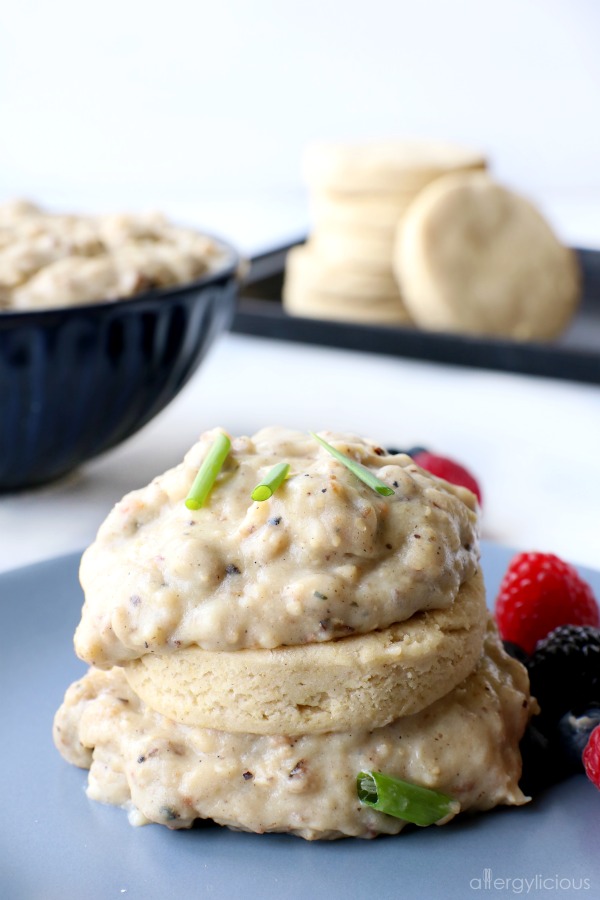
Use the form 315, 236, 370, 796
412, 451, 482, 505
495, 552, 599, 655
583, 725, 600, 790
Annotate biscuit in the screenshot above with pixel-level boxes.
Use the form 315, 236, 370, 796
304, 140, 486, 194
282, 236, 411, 324
123, 569, 487, 735
311, 190, 418, 231
311, 227, 396, 270
283, 283, 412, 324
285, 140, 488, 330
284, 243, 402, 300
394, 171, 581, 340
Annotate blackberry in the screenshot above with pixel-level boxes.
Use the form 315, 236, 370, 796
527, 625, 600, 730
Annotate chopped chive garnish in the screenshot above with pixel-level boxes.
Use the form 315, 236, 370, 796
251, 462, 290, 502
310, 433, 394, 497
185, 432, 231, 510
357, 771, 459, 826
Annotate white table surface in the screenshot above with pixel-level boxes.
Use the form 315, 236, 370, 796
1, 326, 599, 578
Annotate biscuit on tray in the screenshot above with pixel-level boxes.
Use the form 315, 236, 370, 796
303, 140, 487, 194
284, 140, 488, 325
393, 171, 581, 340
283, 245, 410, 324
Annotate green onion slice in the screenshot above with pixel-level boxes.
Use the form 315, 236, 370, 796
185, 432, 231, 510
357, 771, 460, 827
251, 462, 290, 502
310, 433, 394, 496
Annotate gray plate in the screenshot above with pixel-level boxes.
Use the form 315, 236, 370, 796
2, 543, 600, 900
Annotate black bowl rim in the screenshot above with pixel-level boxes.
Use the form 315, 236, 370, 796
0, 234, 242, 326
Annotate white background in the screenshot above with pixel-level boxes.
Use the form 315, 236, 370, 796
1, 0, 600, 251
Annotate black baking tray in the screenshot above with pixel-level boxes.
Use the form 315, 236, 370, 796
232, 241, 600, 385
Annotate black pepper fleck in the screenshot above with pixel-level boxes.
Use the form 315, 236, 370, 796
314, 591, 328, 600
137, 755, 146, 763
242, 771, 254, 781
226, 564, 241, 575
268, 516, 282, 526
393, 481, 399, 488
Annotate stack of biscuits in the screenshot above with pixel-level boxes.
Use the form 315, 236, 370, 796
54, 427, 532, 840
283, 140, 487, 325
283, 141, 581, 341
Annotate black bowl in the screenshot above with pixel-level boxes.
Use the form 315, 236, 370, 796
0, 239, 240, 491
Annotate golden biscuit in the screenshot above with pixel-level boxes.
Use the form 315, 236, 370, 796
282, 244, 411, 324
123, 569, 487, 735
304, 140, 486, 194
311, 190, 417, 231
284, 244, 400, 298
311, 227, 396, 269
394, 171, 580, 340
283, 283, 412, 324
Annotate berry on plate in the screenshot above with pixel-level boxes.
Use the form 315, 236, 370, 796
527, 625, 600, 725
517, 626, 600, 794
518, 706, 600, 795
411, 451, 482, 505
515, 629, 600, 795
583, 725, 600, 790
495, 552, 599, 655
557, 708, 600, 771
